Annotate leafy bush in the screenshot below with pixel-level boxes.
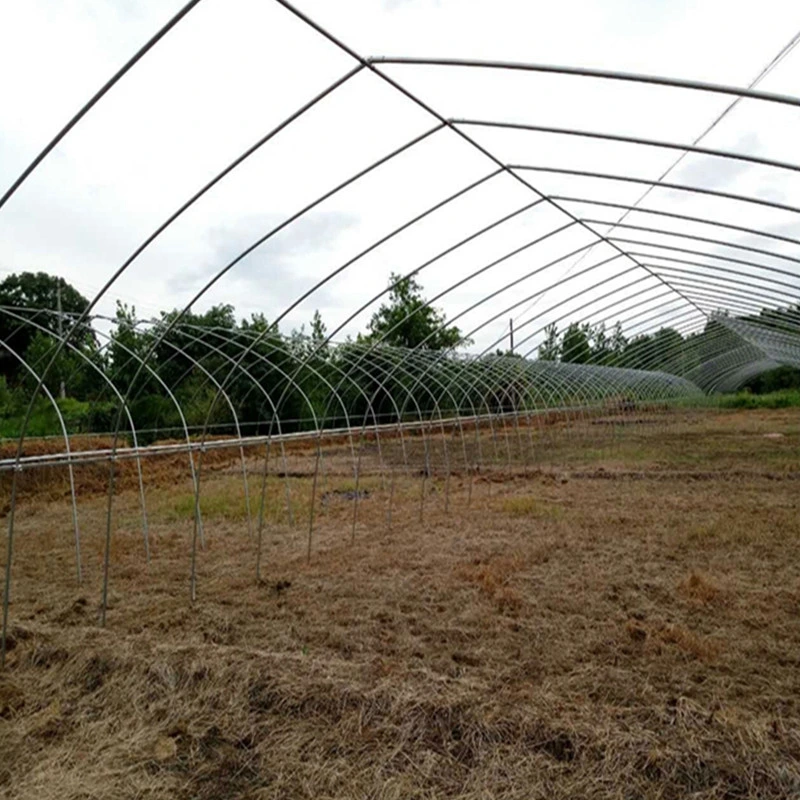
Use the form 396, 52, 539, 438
717, 389, 800, 409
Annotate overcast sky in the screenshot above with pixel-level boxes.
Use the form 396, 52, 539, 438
1, 0, 800, 356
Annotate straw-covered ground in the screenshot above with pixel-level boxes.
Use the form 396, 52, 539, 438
1, 408, 799, 798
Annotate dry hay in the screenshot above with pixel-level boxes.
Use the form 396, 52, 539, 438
1, 408, 800, 798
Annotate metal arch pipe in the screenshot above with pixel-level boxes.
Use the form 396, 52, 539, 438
721, 315, 800, 341
311, 346, 401, 515
149, 322, 297, 449
509, 284, 687, 353
521, 305, 704, 375
6, 0, 800, 644
0, 339, 80, 666
711, 359, 786, 393
363, 342, 524, 475
259, 188, 558, 413
0, 338, 81, 573
192, 64, 744, 476
696, 347, 776, 393
116, 318, 292, 541
415, 353, 497, 477
274, 0, 800, 108
285, 227, 596, 418
497, 356, 593, 462
218, 330, 388, 558
497, 275, 676, 378
94, 123, 448, 577
505, 261, 797, 359
9, 59, 366, 410
228, 328, 368, 453
91, 328, 210, 624
478, 357, 540, 469
0, 0, 204, 212
721, 359, 786, 388
687, 314, 792, 368
633, 252, 800, 287
169, 324, 308, 502
367, 265, 696, 436
677, 327, 772, 386
590, 222, 800, 270
394, 346, 498, 482
195, 166, 549, 493
340, 346, 439, 518
465, 267, 650, 352
0, 49, 372, 657
721, 327, 800, 367
259, 206, 585, 497
328, 226, 596, 466
394, 342, 576, 466
221, 165, 508, 363
115, 122, 449, 520
1, 310, 206, 666
658, 280, 800, 320
550, 196, 800, 250
382, 348, 463, 513
514, 302, 710, 375
451, 118, 800, 180
641, 266, 800, 307
270, 4, 712, 325
349, 257, 664, 459
344, 345, 458, 518
366, 55, 800, 109
143, 327, 256, 541
434, 352, 520, 475
324, 344, 424, 509
0, 308, 151, 562
615, 239, 800, 279
210, 325, 381, 553
169, 324, 317, 563
510, 165, 800, 219
373, 87, 708, 322
680, 300, 800, 340
0, 61, 372, 621
632, 286, 800, 346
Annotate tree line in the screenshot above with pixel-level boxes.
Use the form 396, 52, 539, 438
0, 270, 797, 441
0, 271, 470, 441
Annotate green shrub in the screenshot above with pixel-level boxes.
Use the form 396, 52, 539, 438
718, 389, 800, 409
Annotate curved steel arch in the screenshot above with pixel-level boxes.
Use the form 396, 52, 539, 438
3, 0, 800, 663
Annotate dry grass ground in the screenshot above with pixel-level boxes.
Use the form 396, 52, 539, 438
1, 408, 799, 798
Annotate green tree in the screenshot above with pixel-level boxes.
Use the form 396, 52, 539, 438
589, 322, 610, 364
109, 302, 153, 394
538, 323, 560, 361
367, 273, 468, 350
0, 271, 94, 381
561, 322, 592, 364
310, 309, 328, 355
609, 322, 627, 365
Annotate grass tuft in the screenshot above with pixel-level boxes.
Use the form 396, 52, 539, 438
499, 495, 564, 519
679, 571, 724, 605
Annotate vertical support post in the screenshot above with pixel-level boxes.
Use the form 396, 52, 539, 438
307, 436, 322, 562
1, 470, 19, 667
57, 283, 66, 401
100, 458, 116, 624
351, 430, 364, 543
256, 436, 272, 582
